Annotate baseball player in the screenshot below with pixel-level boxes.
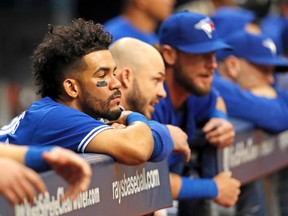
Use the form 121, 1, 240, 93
0, 18, 172, 165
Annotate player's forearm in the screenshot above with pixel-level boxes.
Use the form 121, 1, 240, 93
0, 144, 28, 163
0, 144, 55, 172
123, 122, 154, 163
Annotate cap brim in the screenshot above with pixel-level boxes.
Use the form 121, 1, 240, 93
176, 40, 232, 54
248, 56, 288, 73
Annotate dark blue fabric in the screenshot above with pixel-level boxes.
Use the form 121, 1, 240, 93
104, 16, 159, 45
236, 180, 267, 216
152, 82, 222, 189
213, 73, 288, 133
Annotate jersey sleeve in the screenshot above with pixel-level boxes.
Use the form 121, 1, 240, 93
34, 107, 112, 152
214, 75, 288, 133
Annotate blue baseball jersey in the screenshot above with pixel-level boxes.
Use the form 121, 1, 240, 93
0, 97, 112, 152
104, 16, 159, 45
213, 72, 288, 133
152, 83, 220, 145
152, 83, 222, 176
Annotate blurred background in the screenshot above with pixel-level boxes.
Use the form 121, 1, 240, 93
0, 0, 285, 125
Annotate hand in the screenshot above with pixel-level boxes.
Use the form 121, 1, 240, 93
43, 147, 92, 200
0, 158, 46, 205
166, 125, 191, 162
213, 172, 241, 207
202, 118, 235, 148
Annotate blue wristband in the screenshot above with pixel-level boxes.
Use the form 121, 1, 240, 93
211, 109, 228, 120
126, 112, 149, 125
24, 146, 54, 172
148, 121, 174, 162
178, 177, 218, 200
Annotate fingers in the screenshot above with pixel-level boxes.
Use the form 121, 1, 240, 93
2, 190, 20, 205
15, 181, 35, 204
2, 169, 45, 205
205, 125, 234, 140
62, 185, 79, 201
206, 131, 235, 148
24, 168, 47, 195
43, 147, 92, 200
182, 146, 191, 163
203, 119, 235, 148
213, 172, 241, 207
202, 118, 221, 133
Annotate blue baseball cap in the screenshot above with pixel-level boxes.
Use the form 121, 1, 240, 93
211, 7, 255, 38
217, 31, 288, 72
159, 11, 231, 54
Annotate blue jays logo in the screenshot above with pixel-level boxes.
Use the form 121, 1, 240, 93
194, 18, 215, 38
262, 39, 277, 55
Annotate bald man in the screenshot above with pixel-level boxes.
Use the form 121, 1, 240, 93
110, 37, 191, 163
110, 39, 239, 213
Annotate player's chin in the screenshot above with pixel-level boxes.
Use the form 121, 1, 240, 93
195, 84, 211, 96
108, 108, 122, 121
110, 105, 121, 113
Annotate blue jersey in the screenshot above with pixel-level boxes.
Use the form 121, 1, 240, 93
104, 16, 159, 45
152, 83, 221, 177
0, 97, 112, 152
213, 72, 288, 133
152, 83, 219, 145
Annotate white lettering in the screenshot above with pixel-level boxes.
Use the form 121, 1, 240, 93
14, 187, 100, 216
112, 168, 161, 204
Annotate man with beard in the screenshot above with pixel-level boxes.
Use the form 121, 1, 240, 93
152, 11, 240, 215
110, 37, 191, 164
0, 18, 171, 165
110, 37, 240, 216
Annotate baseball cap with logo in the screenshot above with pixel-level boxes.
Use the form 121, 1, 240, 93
158, 11, 231, 54
217, 31, 288, 72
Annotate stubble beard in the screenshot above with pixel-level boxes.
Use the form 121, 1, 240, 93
126, 79, 148, 117
83, 89, 122, 121
174, 64, 211, 96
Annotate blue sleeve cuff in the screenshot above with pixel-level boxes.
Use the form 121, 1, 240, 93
178, 177, 218, 200
126, 112, 149, 125
148, 121, 174, 162
211, 109, 228, 120
24, 146, 54, 172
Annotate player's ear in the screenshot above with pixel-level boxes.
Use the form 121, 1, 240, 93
119, 67, 133, 89
161, 45, 177, 65
63, 79, 79, 98
226, 55, 240, 81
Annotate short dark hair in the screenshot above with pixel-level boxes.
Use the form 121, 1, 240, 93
32, 18, 112, 99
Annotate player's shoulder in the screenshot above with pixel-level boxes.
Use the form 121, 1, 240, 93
30, 97, 98, 123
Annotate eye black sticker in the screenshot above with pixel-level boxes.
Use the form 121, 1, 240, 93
96, 81, 108, 87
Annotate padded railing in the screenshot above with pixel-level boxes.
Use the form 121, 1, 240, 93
218, 118, 288, 184
0, 154, 172, 216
